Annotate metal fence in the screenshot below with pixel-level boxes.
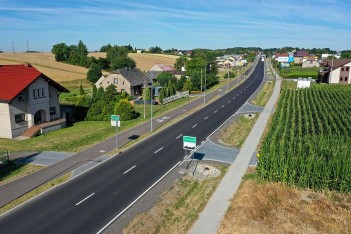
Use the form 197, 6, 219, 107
163, 91, 190, 104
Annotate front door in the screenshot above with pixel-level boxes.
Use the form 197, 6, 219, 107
34, 110, 42, 124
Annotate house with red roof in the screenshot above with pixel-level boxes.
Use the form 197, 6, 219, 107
0, 64, 69, 138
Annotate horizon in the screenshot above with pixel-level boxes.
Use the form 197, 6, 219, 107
1, 0, 350, 52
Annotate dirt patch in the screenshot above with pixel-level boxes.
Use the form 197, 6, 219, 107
217, 170, 351, 234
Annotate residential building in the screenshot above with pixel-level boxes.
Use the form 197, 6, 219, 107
95, 67, 151, 96
146, 63, 185, 79
319, 59, 351, 84
0, 64, 69, 138
302, 58, 320, 68
293, 50, 309, 64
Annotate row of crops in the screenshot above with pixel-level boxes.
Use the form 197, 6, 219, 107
257, 85, 351, 192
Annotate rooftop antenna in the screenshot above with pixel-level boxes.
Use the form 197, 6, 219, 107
12, 41, 15, 54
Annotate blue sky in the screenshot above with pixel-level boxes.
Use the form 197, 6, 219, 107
0, 0, 350, 52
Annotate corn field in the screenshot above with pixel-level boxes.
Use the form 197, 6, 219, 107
257, 85, 351, 193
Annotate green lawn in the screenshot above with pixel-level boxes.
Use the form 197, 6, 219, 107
279, 66, 320, 79
0, 97, 195, 153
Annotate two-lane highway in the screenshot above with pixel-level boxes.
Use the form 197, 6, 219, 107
0, 59, 265, 234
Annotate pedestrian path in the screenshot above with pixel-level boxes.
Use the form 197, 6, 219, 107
190, 70, 282, 234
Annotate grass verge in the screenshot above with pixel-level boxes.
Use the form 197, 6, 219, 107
0, 163, 44, 186
219, 114, 259, 148
217, 168, 351, 234
123, 164, 228, 234
251, 81, 275, 106
0, 173, 71, 215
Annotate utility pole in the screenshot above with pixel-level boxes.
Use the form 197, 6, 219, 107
204, 64, 207, 104
150, 71, 153, 132
227, 63, 230, 92
12, 41, 15, 54
26, 39, 29, 52
200, 67, 203, 94
143, 78, 146, 119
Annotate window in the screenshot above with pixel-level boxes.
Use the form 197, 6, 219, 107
15, 113, 25, 123
341, 67, 345, 71
340, 77, 343, 81
37, 89, 40, 98
345, 77, 348, 81
33, 89, 37, 99
50, 107, 56, 115
113, 78, 118, 84
347, 67, 350, 72
17, 93, 24, 102
42, 88, 45, 97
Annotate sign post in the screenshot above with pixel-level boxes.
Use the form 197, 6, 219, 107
111, 115, 120, 149
183, 136, 197, 170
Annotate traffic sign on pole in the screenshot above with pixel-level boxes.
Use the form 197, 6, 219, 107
111, 115, 120, 149
183, 136, 196, 150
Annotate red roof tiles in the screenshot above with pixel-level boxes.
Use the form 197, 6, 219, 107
0, 64, 68, 102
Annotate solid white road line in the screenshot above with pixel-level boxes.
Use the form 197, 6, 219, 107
154, 147, 163, 154
176, 134, 183, 139
76, 193, 95, 206
123, 165, 136, 174
96, 161, 181, 234
192, 124, 197, 128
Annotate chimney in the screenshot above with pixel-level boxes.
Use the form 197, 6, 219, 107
24, 63, 32, 67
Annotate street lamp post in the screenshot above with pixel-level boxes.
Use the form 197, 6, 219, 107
150, 71, 153, 132
227, 63, 230, 92
204, 64, 207, 104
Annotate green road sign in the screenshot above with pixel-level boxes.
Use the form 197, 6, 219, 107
183, 136, 196, 149
111, 115, 120, 121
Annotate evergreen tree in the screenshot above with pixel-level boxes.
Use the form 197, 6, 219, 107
144, 87, 151, 101
159, 89, 164, 104
92, 85, 97, 102
183, 79, 192, 93
96, 86, 105, 101
79, 84, 85, 96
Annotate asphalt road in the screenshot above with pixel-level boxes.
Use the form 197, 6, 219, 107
0, 60, 264, 234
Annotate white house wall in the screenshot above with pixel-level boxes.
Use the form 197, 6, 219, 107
0, 103, 12, 138
8, 88, 30, 137
27, 77, 50, 126
330, 68, 341, 84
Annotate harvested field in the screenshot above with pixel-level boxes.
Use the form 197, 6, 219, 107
0, 52, 87, 82
89, 52, 179, 72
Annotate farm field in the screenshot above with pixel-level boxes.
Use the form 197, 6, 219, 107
0, 52, 179, 83
257, 85, 351, 192
0, 52, 88, 82
89, 52, 178, 72
280, 66, 320, 79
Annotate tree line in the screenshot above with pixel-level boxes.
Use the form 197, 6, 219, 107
51, 40, 137, 83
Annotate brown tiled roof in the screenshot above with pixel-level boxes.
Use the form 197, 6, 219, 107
322, 59, 351, 69
274, 53, 289, 57
294, 50, 309, 57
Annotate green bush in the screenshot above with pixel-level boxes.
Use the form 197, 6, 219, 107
114, 99, 139, 121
